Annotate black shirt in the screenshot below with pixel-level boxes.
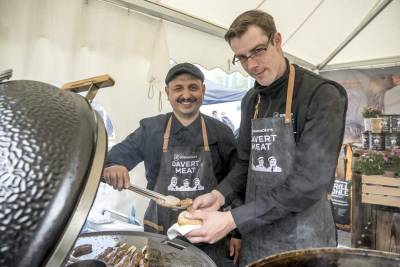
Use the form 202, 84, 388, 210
106, 113, 237, 190
216, 61, 348, 234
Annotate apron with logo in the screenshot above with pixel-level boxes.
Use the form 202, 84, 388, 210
240, 65, 336, 266
144, 115, 232, 267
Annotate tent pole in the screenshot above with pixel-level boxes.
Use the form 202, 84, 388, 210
320, 56, 400, 71
316, 0, 393, 71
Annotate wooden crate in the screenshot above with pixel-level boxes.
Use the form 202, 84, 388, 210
361, 175, 400, 207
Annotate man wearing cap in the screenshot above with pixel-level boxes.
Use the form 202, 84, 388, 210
103, 63, 239, 266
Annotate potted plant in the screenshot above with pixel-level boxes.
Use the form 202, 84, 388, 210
384, 149, 400, 177
362, 107, 382, 132
355, 151, 385, 175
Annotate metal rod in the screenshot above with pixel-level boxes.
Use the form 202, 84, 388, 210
127, 185, 165, 201
317, 0, 393, 70
98, 0, 226, 38
320, 56, 400, 71
100, 177, 166, 201
283, 0, 325, 46
255, 0, 267, 9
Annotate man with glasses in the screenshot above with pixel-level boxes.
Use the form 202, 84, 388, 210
185, 10, 347, 266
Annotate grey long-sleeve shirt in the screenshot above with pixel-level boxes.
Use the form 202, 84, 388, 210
216, 62, 348, 235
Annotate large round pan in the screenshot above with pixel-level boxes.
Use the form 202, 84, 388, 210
248, 247, 400, 267
68, 231, 216, 267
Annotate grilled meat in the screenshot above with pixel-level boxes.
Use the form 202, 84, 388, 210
72, 244, 92, 257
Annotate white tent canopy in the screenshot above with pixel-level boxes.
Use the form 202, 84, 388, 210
109, 0, 400, 72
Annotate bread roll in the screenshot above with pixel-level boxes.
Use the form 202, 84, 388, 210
177, 211, 202, 226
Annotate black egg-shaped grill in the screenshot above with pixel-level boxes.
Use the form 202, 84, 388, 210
0, 80, 107, 267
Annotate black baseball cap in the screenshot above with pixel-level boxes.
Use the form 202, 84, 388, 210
165, 63, 204, 84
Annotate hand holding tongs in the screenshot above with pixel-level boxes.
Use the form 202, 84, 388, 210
100, 178, 192, 209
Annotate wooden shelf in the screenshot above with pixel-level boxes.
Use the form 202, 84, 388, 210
361, 175, 400, 208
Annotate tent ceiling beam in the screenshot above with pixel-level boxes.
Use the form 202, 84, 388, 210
99, 0, 227, 37
99, 0, 316, 71
316, 0, 393, 71
255, 0, 267, 9
321, 56, 400, 71
284, 54, 315, 70
283, 0, 325, 46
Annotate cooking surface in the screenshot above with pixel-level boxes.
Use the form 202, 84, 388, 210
68, 231, 215, 267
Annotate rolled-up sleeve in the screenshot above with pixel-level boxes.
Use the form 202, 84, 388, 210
231, 83, 347, 234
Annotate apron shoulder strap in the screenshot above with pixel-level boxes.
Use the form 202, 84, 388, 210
252, 64, 295, 122
201, 116, 210, 151
162, 115, 173, 152
253, 94, 261, 119
162, 114, 210, 152
285, 64, 295, 124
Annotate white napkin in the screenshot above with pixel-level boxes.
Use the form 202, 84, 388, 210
167, 223, 201, 240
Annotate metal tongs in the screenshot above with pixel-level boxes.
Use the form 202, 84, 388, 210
127, 184, 192, 209
101, 178, 192, 209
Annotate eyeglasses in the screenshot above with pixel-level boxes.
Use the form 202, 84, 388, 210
232, 33, 273, 65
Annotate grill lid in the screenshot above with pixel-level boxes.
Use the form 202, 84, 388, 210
0, 80, 106, 267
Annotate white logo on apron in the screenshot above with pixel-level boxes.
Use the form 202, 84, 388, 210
265, 156, 282, 172
167, 176, 179, 191
171, 154, 200, 174
167, 176, 205, 191
251, 156, 268, 172
251, 155, 282, 172
250, 128, 283, 173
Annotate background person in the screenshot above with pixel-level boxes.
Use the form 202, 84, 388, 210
221, 112, 235, 132
212, 110, 221, 120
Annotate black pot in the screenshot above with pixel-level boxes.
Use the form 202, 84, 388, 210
248, 248, 400, 267
0, 80, 107, 267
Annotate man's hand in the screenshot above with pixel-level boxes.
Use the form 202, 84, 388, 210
229, 237, 241, 265
185, 210, 236, 244
191, 190, 225, 211
103, 165, 130, 191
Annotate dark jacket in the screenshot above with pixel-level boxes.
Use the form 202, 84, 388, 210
217, 62, 348, 234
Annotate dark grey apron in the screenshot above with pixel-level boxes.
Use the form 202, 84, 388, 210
143, 115, 233, 267
240, 65, 336, 266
